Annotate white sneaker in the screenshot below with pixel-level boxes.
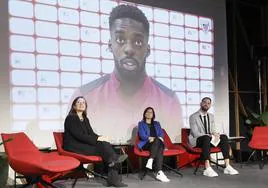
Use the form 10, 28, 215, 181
203, 167, 218, 177
156, 170, 170, 182
86, 172, 94, 178
224, 165, 239, 175
146, 158, 153, 169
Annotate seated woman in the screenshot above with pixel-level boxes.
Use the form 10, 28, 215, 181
137, 107, 170, 182
63, 96, 128, 187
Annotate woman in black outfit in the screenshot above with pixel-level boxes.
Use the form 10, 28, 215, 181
63, 96, 128, 187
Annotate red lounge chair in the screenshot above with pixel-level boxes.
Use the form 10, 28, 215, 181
181, 128, 223, 174
1, 132, 80, 188
134, 128, 185, 179
53, 132, 106, 187
248, 126, 268, 169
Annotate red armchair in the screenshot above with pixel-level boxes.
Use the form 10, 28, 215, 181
1, 132, 80, 188
134, 128, 185, 179
181, 128, 223, 174
248, 126, 268, 169
53, 132, 106, 187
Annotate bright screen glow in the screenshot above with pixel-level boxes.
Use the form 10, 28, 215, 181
7, 0, 218, 144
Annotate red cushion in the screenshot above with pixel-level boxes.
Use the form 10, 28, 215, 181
39, 153, 80, 172
249, 127, 268, 150
134, 129, 185, 157
1, 133, 80, 176
181, 129, 222, 154
59, 149, 102, 163
182, 142, 221, 154
53, 132, 103, 164
134, 148, 184, 157
163, 149, 185, 156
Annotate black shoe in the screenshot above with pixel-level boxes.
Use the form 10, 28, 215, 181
108, 181, 128, 187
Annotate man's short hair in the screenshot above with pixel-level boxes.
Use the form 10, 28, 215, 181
109, 4, 149, 36
201, 97, 212, 103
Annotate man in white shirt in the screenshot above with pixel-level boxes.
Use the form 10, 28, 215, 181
189, 97, 239, 177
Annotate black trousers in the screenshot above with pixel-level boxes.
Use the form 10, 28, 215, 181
67, 140, 120, 184
95, 141, 117, 164
196, 134, 229, 160
95, 141, 122, 185
142, 137, 164, 171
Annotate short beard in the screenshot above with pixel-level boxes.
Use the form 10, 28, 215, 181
201, 107, 208, 112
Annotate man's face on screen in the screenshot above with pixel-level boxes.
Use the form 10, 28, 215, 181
200, 99, 211, 112
109, 18, 150, 81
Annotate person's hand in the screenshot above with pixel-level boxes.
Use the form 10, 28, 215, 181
148, 137, 155, 143
97, 136, 110, 142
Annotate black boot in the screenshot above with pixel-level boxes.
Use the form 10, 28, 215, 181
107, 167, 127, 187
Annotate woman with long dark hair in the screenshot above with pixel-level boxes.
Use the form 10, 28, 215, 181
137, 107, 170, 182
63, 96, 128, 187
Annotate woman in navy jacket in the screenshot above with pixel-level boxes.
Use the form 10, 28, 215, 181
137, 107, 170, 182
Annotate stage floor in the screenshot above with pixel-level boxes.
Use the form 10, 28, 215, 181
16, 163, 268, 188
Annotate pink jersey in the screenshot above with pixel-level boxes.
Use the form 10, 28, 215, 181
69, 72, 183, 143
